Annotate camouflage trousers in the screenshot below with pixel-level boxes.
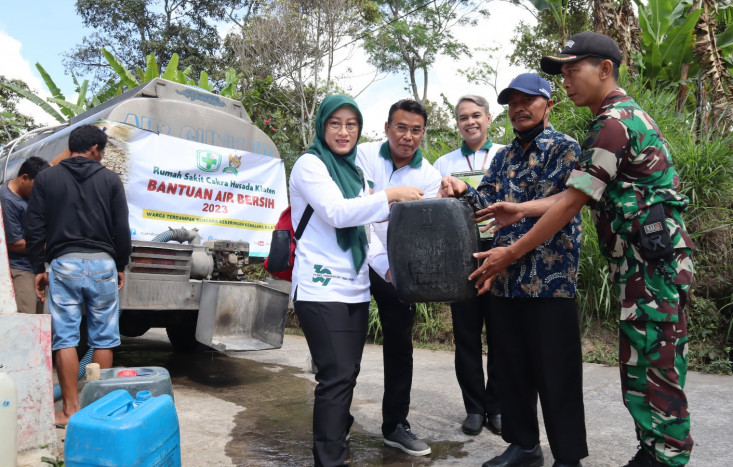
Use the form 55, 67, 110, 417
613, 249, 694, 466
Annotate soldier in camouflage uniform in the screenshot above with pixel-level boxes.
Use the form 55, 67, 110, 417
463, 33, 693, 467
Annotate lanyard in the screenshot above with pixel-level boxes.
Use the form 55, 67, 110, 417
464, 149, 489, 172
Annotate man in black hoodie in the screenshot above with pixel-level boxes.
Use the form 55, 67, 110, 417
25, 124, 131, 425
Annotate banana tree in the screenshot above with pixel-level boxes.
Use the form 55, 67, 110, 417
633, 0, 702, 85
102, 47, 243, 96
0, 63, 121, 123
689, 0, 733, 133
1, 50, 245, 124
102, 48, 243, 98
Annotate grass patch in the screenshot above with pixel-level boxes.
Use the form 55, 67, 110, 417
581, 322, 619, 366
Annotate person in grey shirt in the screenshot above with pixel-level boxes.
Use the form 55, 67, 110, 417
1, 156, 49, 314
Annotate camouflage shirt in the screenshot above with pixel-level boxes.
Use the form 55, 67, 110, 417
566, 89, 694, 321
462, 125, 582, 298
566, 88, 693, 257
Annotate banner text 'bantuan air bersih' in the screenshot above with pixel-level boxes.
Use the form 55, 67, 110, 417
99, 120, 287, 258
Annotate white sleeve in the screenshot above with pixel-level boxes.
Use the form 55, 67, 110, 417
422, 164, 443, 198
291, 153, 390, 228
367, 223, 389, 280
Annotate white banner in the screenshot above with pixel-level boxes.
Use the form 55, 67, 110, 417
105, 121, 287, 258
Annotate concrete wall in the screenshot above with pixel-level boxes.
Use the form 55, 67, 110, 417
0, 203, 56, 456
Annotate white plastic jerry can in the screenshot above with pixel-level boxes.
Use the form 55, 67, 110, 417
0, 369, 18, 467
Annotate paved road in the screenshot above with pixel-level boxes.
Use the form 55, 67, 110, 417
48, 329, 733, 466
225, 333, 733, 466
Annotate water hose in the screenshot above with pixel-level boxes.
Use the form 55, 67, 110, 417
152, 226, 201, 244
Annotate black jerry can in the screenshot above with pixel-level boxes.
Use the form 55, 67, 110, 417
387, 198, 480, 303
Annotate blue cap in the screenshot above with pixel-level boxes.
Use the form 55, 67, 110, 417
497, 73, 552, 105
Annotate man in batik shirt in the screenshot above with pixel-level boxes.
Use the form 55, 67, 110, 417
439, 73, 588, 467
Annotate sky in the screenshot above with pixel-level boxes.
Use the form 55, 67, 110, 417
0, 1, 536, 137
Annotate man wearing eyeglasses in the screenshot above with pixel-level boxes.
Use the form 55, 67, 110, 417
356, 99, 441, 457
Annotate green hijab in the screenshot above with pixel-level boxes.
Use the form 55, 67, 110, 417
305, 94, 368, 272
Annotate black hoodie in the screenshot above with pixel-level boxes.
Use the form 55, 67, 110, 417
24, 156, 131, 273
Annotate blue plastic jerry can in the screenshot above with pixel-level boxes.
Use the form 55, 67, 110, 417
65, 389, 181, 467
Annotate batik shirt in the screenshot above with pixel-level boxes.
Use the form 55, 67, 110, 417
462, 125, 582, 298
566, 89, 694, 322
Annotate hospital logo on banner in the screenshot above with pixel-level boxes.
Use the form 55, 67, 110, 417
197, 149, 222, 172
223, 154, 242, 175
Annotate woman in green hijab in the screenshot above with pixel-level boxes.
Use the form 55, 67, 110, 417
289, 95, 423, 466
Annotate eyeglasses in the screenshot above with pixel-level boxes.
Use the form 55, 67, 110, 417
326, 121, 359, 132
390, 123, 425, 136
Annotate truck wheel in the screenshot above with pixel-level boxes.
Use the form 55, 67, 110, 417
166, 323, 203, 352
119, 312, 151, 338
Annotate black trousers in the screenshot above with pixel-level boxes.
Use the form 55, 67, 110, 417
450, 290, 500, 416
295, 300, 369, 467
491, 296, 588, 463
369, 267, 416, 437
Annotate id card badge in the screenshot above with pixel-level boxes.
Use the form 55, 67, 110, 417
453, 170, 492, 239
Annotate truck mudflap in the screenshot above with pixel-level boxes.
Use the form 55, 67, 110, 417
196, 281, 289, 351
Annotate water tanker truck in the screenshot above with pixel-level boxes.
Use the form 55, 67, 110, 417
1, 78, 290, 352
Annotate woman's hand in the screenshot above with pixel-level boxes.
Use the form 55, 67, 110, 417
385, 186, 424, 203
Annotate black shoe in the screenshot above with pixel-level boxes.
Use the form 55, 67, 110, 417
461, 413, 484, 435
552, 462, 581, 467
484, 413, 502, 435
482, 443, 543, 467
623, 447, 665, 466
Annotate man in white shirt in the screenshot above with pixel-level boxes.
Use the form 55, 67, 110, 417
356, 99, 441, 457
432, 95, 504, 437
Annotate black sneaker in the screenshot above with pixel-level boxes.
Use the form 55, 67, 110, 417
383, 423, 431, 456
623, 447, 665, 466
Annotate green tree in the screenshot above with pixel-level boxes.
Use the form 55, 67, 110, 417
688, 0, 733, 133
508, 0, 592, 77
0, 77, 39, 146
363, 0, 489, 103
232, 0, 374, 149
421, 95, 463, 163
66, 0, 259, 90
630, 0, 732, 134
591, 0, 641, 66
